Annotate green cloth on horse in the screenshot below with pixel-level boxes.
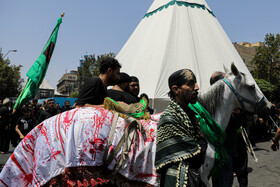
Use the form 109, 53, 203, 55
155, 100, 206, 186
188, 101, 228, 178
103, 97, 150, 119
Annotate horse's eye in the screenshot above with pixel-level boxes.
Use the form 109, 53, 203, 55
250, 85, 255, 89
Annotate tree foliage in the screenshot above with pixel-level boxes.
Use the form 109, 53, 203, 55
0, 54, 24, 100
251, 33, 280, 102
70, 92, 79, 98
77, 52, 115, 91
254, 79, 277, 101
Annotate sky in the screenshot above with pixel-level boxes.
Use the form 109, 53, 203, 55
1, 0, 280, 89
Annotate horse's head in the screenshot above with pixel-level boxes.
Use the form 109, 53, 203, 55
223, 63, 269, 113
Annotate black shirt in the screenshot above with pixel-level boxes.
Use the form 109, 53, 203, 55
17, 116, 36, 136
76, 77, 108, 105
0, 106, 10, 128
37, 108, 59, 124
107, 89, 138, 104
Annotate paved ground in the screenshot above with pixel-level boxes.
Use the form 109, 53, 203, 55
0, 138, 279, 186
232, 136, 280, 187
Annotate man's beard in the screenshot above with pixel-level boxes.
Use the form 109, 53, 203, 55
190, 92, 198, 104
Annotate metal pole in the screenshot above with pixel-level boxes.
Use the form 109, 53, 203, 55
3, 49, 17, 59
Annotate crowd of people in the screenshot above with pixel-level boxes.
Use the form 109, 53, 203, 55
1, 56, 280, 186
0, 98, 73, 154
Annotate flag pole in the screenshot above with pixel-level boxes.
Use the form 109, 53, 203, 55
12, 80, 28, 114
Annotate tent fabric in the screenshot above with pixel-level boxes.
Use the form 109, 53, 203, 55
117, 0, 256, 110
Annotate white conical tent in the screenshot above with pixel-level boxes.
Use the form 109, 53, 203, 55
117, 0, 255, 111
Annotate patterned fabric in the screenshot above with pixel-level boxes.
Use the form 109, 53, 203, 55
0, 107, 159, 186
155, 100, 203, 186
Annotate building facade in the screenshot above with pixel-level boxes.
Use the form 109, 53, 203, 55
56, 70, 78, 96
233, 41, 263, 71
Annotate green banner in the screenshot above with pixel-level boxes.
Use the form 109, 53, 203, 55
14, 17, 62, 110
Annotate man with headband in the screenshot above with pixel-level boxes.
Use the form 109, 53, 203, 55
155, 69, 208, 186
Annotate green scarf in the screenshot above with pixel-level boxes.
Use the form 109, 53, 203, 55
188, 102, 228, 177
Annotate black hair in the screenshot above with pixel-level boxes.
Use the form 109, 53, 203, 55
21, 106, 31, 113
168, 81, 186, 100
168, 90, 176, 100
130, 76, 139, 82
140, 93, 149, 101
99, 57, 122, 74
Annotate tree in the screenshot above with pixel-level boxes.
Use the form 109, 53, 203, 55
255, 79, 277, 101
70, 92, 79, 98
77, 52, 115, 91
251, 33, 280, 102
0, 53, 24, 100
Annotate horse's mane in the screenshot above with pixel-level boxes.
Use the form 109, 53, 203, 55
198, 80, 225, 116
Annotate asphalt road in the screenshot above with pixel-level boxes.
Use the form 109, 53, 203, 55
0, 138, 279, 186
232, 137, 280, 187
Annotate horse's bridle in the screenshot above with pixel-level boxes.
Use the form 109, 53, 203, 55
223, 78, 265, 112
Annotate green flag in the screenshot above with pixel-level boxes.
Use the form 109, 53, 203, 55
14, 17, 62, 110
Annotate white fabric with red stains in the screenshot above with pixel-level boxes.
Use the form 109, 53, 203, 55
0, 107, 160, 186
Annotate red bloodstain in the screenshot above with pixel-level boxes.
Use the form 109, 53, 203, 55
11, 153, 33, 185
97, 178, 109, 184
0, 179, 8, 187
83, 179, 90, 186
67, 180, 76, 186
77, 180, 83, 187
91, 179, 98, 186
51, 150, 61, 160
89, 139, 106, 160
41, 126, 62, 162
63, 109, 78, 124
21, 138, 34, 154
145, 128, 155, 143
57, 114, 65, 155
135, 173, 158, 179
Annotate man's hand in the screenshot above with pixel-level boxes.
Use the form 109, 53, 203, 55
271, 140, 279, 151
20, 135, 25, 139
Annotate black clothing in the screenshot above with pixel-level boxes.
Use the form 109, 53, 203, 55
233, 133, 248, 187
37, 108, 59, 124
0, 105, 11, 152
32, 105, 40, 118
76, 77, 107, 105
0, 106, 9, 128
225, 111, 246, 157
62, 106, 72, 112
10, 109, 22, 147
107, 89, 137, 104
16, 116, 36, 136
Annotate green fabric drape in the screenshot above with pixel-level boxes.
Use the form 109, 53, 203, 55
189, 102, 228, 177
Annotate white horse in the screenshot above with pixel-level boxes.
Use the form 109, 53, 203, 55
198, 63, 268, 186
0, 64, 268, 187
